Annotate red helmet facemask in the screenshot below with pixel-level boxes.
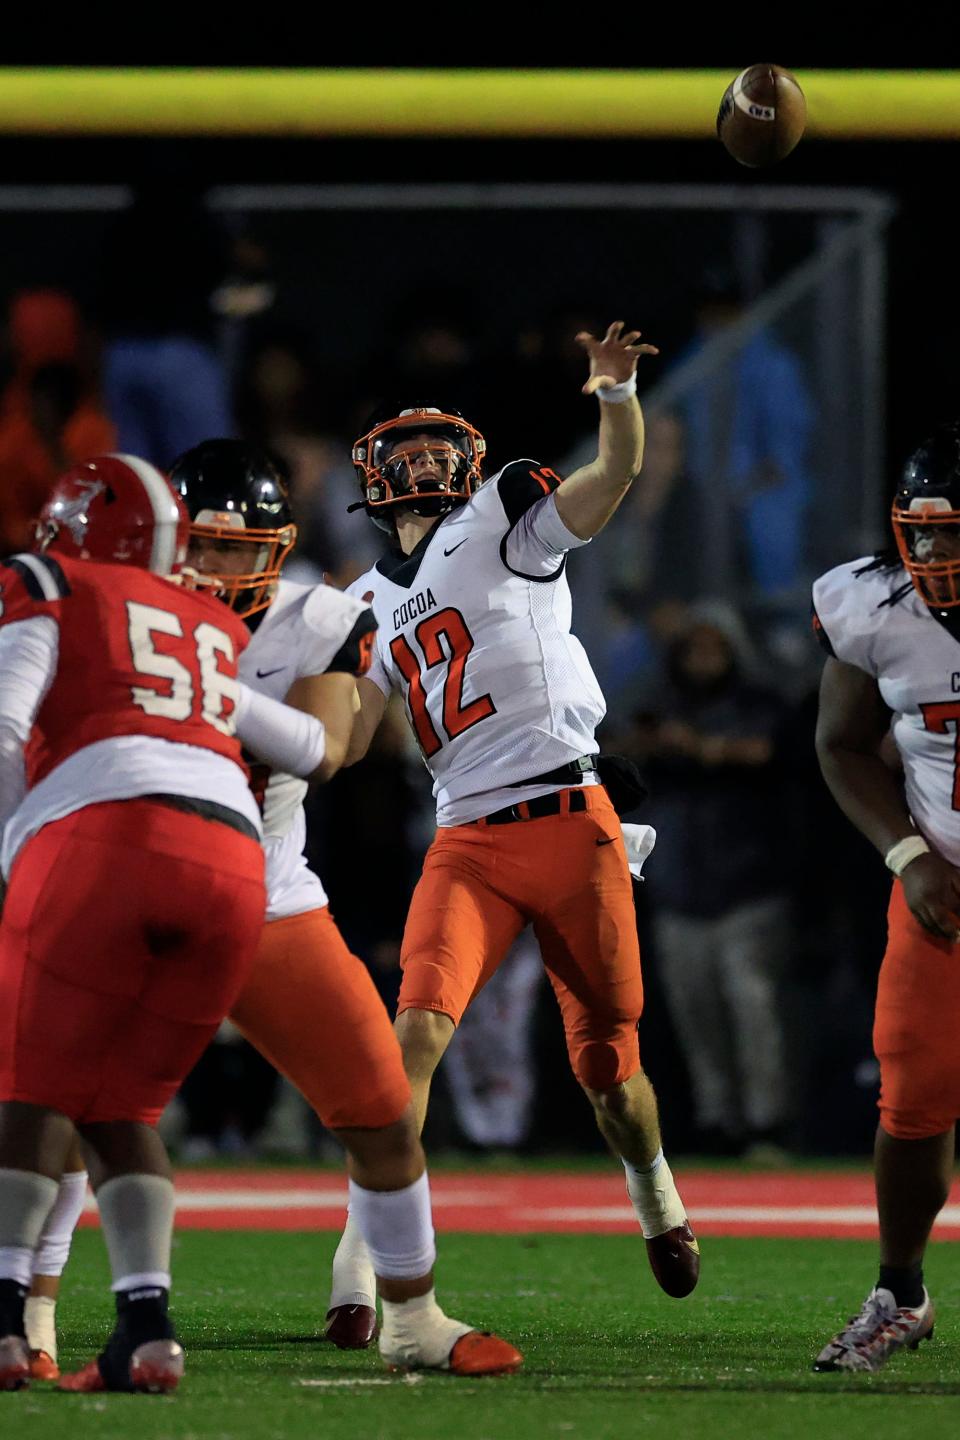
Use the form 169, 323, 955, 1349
35, 454, 190, 576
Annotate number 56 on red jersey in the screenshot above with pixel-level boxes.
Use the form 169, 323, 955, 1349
0, 551, 251, 789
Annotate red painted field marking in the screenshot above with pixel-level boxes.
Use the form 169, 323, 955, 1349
77, 1170, 960, 1239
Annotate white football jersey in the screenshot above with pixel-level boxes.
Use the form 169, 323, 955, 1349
241, 577, 376, 918
348, 461, 605, 826
813, 556, 960, 866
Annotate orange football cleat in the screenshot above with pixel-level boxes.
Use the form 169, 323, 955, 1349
448, 1331, 523, 1376
0, 1335, 30, 1391
58, 1340, 184, 1395
57, 1359, 105, 1393
28, 1349, 60, 1382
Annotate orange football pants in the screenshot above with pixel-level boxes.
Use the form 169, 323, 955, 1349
874, 880, 960, 1139
399, 786, 644, 1092
229, 906, 411, 1131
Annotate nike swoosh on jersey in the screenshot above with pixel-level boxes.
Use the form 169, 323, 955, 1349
256, 666, 287, 679
444, 539, 468, 556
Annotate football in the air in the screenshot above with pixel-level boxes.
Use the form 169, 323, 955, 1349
716, 64, 806, 168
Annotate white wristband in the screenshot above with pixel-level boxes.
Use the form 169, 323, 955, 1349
884, 835, 930, 876
596, 375, 637, 404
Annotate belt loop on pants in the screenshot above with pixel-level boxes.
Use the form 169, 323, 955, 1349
474, 787, 588, 826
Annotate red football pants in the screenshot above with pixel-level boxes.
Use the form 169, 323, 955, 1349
0, 799, 265, 1125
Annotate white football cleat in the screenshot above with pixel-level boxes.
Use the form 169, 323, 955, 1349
813, 1286, 934, 1373
0, 1335, 31, 1391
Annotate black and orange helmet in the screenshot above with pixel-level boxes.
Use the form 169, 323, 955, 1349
170, 439, 297, 619
892, 423, 960, 609
352, 407, 486, 534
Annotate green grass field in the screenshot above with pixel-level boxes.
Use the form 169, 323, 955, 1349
10, 1231, 960, 1440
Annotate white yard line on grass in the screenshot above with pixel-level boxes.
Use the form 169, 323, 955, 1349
297, 1374, 424, 1388
522, 1205, 960, 1226
82, 1188, 499, 1213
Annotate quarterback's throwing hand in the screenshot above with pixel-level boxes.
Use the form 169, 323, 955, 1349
576, 322, 659, 395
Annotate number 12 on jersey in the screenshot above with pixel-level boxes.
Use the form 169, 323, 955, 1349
390, 607, 497, 757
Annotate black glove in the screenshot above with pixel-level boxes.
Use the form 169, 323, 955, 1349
596, 754, 649, 817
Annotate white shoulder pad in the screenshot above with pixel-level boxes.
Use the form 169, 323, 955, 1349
301, 582, 369, 640
812, 557, 909, 676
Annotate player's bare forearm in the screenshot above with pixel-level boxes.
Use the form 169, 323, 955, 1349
555, 395, 646, 540
553, 320, 655, 540
343, 677, 388, 767
815, 657, 915, 856
284, 671, 358, 781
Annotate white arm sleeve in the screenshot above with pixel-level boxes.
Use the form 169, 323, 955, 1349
0, 616, 59, 829
504, 492, 590, 578
235, 683, 327, 778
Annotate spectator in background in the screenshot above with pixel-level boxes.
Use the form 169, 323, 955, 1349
99, 183, 233, 464
633, 607, 792, 1157
502, 304, 608, 464
590, 586, 661, 716
0, 362, 116, 554
565, 411, 696, 679
675, 273, 814, 597
613, 411, 698, 603
176, 1022, 281, 1161
307, 695, 432, 1017
234, 332, 372, 585
2, 289, 84, 417
379, 293, 482, 418
442, 931, 543, 1152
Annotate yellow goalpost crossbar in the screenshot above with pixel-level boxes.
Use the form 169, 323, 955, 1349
0, 69, 958, 138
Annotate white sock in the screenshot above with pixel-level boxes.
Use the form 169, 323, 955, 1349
24, 1296, 57, 1361
32, 1170, 88, 1280
379, 1289, 471, 1370
328, 1208, 376, 1312
347, 1173, 437, 1280
623, 1151, 688, 1238
111, 1271, 171, 1295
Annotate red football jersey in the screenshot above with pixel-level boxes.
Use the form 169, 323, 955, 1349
0, 551, 250, 788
